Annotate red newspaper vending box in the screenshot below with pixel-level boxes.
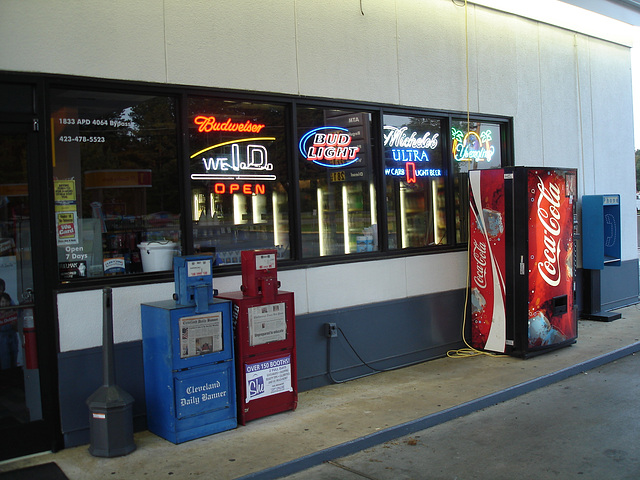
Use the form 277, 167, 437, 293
217, 249, 297, 425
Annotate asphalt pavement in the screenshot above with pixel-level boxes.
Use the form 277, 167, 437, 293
280, 352, 640, 480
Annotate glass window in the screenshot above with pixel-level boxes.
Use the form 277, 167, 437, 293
188, 98, 290, 265
297, 107, 377, 257
50, 90, 180, 279
451, 120, 503, 243
383, 114, 446, 249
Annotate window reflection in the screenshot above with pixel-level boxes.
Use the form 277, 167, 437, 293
188, 98, 290, 265
297, 107, 377, 257
383, 114, 447, 249
451, 120, 502, 243
51, 91, 180, 278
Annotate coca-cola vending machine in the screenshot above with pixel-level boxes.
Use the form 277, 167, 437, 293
468, 167, 578, 357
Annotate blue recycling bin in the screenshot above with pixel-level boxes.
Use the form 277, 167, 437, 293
141, 255, 236, 443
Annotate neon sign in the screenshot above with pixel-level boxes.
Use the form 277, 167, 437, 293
383, 126, 439, 149
190, 137, 277, 182
383, 125, 441, 181
384, 166, 442, 182
211, 183, 266, 195
299, 127, 360, 168
194, 115, 266, 134
451, 128, 495, 162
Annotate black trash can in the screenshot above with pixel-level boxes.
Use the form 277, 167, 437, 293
87, 385, 136, 457
87, 287, 136, 457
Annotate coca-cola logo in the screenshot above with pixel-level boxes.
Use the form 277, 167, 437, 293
472, 239, 487, 289
535, 175, 562, 287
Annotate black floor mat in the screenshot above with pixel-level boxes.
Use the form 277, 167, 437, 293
0, 462, 68, 480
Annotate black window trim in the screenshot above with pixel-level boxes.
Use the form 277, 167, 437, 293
1, 71, 513, 291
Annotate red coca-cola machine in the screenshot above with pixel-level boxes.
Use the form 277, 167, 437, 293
468, 167, 578, 357
217, 249, 297, 424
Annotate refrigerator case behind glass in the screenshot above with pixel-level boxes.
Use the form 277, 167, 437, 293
469, 167, 578, 357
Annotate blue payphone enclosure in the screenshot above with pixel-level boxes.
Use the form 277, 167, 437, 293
141, 256, 236, 443
582, 194, 621, 269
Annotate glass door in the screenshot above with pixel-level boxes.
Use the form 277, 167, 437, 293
0, 124, 54, 459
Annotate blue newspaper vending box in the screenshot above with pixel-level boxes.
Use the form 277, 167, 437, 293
141, 255, 236, 443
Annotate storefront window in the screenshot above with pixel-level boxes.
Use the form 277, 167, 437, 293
451, 120, 503, 243
297, 107, 377, 257
383, 114, 446, 249
188, 98, 290, 265
51, 90, 180, 279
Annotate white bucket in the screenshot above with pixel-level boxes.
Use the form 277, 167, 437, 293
137, 241, 177, 272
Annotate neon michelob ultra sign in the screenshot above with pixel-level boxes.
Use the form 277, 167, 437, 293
383, 125, 441, 182
451, 127, 495, 162
299, 127, 360, 168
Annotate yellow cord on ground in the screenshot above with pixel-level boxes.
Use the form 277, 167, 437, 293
447, 0, 504, 360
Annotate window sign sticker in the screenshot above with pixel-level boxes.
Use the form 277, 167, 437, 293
248, 302, 286, 346
245, 355, 292, 403
179, 312, 223, 359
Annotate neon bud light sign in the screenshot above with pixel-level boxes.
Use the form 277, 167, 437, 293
452, 127, 495, 162
299, 127, 360, 168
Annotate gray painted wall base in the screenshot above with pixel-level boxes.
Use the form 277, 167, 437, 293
599, 259, 639, 311
57, 289, 467, 448
55, 259, 639, 448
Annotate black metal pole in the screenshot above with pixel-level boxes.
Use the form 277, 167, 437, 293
103, 287, 116, 387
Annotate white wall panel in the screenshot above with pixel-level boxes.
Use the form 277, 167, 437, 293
513, 19, 545, 168
58, 254, 468, 351
538, 26, 582, 170
474, 8, 519, 116
303, 258, 408, 313
278, 269, 309, 315
587, 38, 637, 260
57, 283, 175, 352
57, 290, 102, 353
0, 1, 167, 82
295, 0, 399, 103
163, 1, 299, 94
396, 0, 470, 111
405, 251, 468, 297
575, 34, 596, 196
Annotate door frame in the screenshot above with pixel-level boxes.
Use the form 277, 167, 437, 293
0, 85, 63, 458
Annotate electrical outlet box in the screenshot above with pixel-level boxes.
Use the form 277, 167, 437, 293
324, 323, 337, 338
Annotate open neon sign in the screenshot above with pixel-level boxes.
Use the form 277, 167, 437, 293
383, 125, 442, 182
211, 183, 266, 195
451, 128, 495, 162
299, 127, 360, 168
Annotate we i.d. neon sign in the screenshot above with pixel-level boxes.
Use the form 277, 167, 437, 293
190, 114, 277, 192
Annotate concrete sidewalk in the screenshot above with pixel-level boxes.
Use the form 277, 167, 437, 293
281, 352, 640, 479
1, 305, 639, 479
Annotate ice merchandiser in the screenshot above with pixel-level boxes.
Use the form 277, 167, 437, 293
141, 255, 236, 443
468, 167, 578, 357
